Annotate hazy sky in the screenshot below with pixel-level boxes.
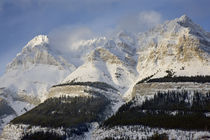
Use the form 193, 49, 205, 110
0, 0, 210, 75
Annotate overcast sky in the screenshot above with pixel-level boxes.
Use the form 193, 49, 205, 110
0, 0, 210, 75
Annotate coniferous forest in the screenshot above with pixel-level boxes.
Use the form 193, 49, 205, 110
10, 80, 210, 139
12, 95, 110, 129
103, 91, 210, 131
22, 131, 65, 140
52, 81, 117, 92
137, 75, 210, 84
147, 75, 210, 83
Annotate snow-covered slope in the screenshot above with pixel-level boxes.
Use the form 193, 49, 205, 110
136, 15, 210, 78
62, 31, 138, 95
0, 88, 34, 132
0, 35, 76, 132
0, 35, 75, 101
61, 37, 107, 66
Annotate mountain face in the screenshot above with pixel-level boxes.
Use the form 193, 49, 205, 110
1, 35, 75, 100
62, 34, 138, 94
0, 15, 210, 139
135, 15, 210, 79
0, 35, 76, 132
124, 15, 210, 99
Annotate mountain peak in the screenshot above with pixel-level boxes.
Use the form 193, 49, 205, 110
174, 14, 204, 32
24, 35, 49, 49
178, 14, 191, 23
6, 34, 74, 72
174, 14, 196, 29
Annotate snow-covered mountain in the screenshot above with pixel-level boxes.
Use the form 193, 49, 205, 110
0, 35, 76, 132
0, 15, 210, 139
124, 15, 210, 99
51, 14, 210, 100
136, 15, 210, 78
3, 14, 209, 103
0, 35, 76, 100
62, 31, 139, 94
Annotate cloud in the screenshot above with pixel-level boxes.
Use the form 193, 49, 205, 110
117, 11, 163, 33
48, 25, 97, 54
138, 11, 163, 27
48, 11, 163, 54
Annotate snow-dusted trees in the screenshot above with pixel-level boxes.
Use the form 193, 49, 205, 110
146, 75, 210, 83
103, 91, 210, 131
11, 94, 110, 135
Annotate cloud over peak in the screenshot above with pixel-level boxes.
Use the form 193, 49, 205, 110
49, 26, 97, 53
117, 11, 163, 33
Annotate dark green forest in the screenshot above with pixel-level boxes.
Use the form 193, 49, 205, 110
12, 95, 110, 129
22, 131, 65, 140
103, 133, 169, 140
137, 75, 210, 84
52, 81, 117, 91
11, 82, 117, 139
103, 91, 210, 131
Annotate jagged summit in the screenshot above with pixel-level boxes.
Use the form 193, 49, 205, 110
0, 34, 75, 103
175, 14, 209, 39
24, 35, 49, 49
144, 14, 208, 39
123, 15, 210, 100
177, 14, 191, 23
6, 34, 75, 72
7, 35, 50, 71
176, 14, 198, 29
60, 15, 210, 100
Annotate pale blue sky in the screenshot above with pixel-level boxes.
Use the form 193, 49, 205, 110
0, 0, 210, 75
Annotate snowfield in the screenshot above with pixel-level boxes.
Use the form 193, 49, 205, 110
92, 125, 210, 140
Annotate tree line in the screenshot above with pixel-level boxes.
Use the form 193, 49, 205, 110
103, 91, 210, 131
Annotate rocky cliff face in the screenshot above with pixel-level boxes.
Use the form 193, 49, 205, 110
131, 82, 210, 102
124, 15, 210, 99
136, 15, 210, 78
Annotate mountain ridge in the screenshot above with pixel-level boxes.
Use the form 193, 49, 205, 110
0, 15, 210, 139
